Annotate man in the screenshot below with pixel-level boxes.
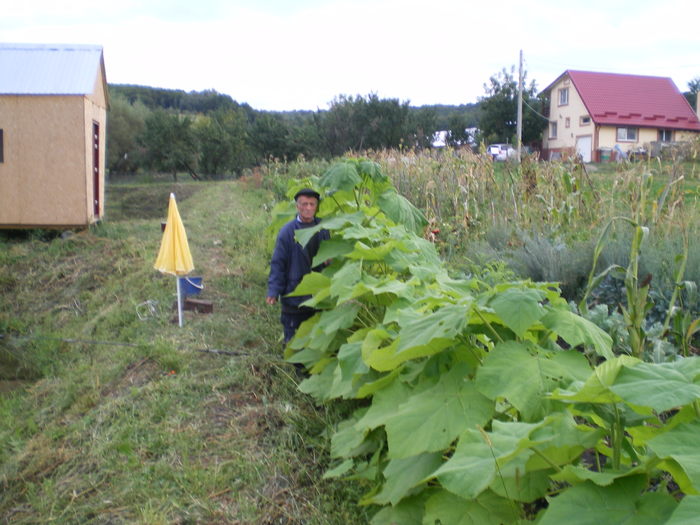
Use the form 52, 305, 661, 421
266, 188, 330, 343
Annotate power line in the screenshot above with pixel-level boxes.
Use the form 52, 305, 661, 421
523, 98, 550, 121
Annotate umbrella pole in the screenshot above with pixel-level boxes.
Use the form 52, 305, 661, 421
177, 277, 184, 327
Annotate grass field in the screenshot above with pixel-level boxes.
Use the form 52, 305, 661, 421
0, 178, 368, 524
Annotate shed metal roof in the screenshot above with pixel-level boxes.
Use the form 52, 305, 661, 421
0, 43, 104, 95
543, 70, 700, 132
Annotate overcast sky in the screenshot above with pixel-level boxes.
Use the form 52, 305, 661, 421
3, 0, 699, 111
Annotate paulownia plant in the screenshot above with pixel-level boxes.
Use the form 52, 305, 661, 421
272, 159, 700, 524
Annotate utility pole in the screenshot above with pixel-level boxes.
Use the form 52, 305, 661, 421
516, 49, 523, 163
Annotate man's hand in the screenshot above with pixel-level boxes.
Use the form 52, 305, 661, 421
266, 296, 277, 305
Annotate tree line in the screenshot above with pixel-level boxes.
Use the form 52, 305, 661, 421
105, 69, 552, 179
107, 85, 486, 179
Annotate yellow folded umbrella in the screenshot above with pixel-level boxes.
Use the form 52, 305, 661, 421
154, 193, 194, 326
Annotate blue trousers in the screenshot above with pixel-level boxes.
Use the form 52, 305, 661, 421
281, 310, 315, 343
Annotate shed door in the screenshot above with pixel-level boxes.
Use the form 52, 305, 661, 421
92, 122, 100, 216
576, 135, 592, 163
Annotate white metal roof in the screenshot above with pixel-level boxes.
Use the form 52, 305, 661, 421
0, 43, 104, 95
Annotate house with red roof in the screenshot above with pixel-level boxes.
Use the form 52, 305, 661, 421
540, 70, 700, 162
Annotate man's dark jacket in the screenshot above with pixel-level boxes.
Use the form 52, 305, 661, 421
267, 216, 330, 313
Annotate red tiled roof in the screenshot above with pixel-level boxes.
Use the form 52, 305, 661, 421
545, 70, 700, 131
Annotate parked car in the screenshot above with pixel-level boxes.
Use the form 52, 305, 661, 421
487, 143, 516, 161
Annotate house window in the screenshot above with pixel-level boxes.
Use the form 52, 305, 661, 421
558, 88, 569, 106
617, 127, 638, 142
565, 117, 570, 128
658, 129, 673, 142
580, 116, 591, 126
549, 121, 558, 139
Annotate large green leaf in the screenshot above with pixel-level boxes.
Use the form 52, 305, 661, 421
431, 421, 541, 499
369, 452, 443, 505
362, 330, 454, 372
628, 404, 697, 445
362, 328, 404, 372
376, 189, 427, 234
286, 312, 319, 351
340, 221, 381, 240
647, 421, 700, 494
397, 303, 469, 354
538, 348, 594, 383
318, 302, 360, 335
476, 341, 592, 421
286, 347, 326, 368
329, 341, 368, 399
475, 341, 552, 420
330, 409, 370, 459
312, 238, 355, 267
488, 287, 545, 338
322, 458, 354, 479
433, 414, 590, 501
355, 379, 414, 431
320, 161, 362, 192
549, 355, 640, 404
347, 239, 408, 261
526, 412, 604, 470
489, 468, 552, 503
540, 308, 614, 360
383, 364, 494, 459
538, 475, 677, 525
298, 361, 337, 401
370, 492, 428, 525
610, 359, 700, 413
383, 245, 441, 275
423, 489, 520, 525
666, 495, 700, 525
293, 222, 325, 248
551, 463, 650, 487
360, 275, 410, 298
328, 260, 362, 302
294, 211, 365, 247
358, 159, 387, 183
435, 271, 479, 297
286, 271, 330, 297
356, 367, 402, 399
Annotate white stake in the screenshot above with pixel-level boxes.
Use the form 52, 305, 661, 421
176, 277, 184, 327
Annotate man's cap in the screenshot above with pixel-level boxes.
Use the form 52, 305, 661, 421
294, 188, 321, 201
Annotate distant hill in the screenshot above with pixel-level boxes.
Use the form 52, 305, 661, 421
108, 84, 481, 126
109, 84, 254, 116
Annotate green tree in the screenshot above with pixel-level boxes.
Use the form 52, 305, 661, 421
428, 103, 481, 130
321, 94, 366, 155
446, 113, 472, 147
362, 94, 411, 150
478, 67, 547, 146
106, 95, 149, 175
407, 106, 437, 149
319, 94, 412, 155
249, 113, 291, 162
285, 114, 325, 159
194, 108, 250, 178
684, 77, 699, 110
140, 110, 199, 180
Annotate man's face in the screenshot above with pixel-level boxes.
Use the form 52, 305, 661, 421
296, 195, 318, 223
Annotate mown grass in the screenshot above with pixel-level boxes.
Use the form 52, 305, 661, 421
0, 177, 369, 524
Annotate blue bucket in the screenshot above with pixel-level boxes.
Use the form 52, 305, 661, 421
178, 277, 203, 296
